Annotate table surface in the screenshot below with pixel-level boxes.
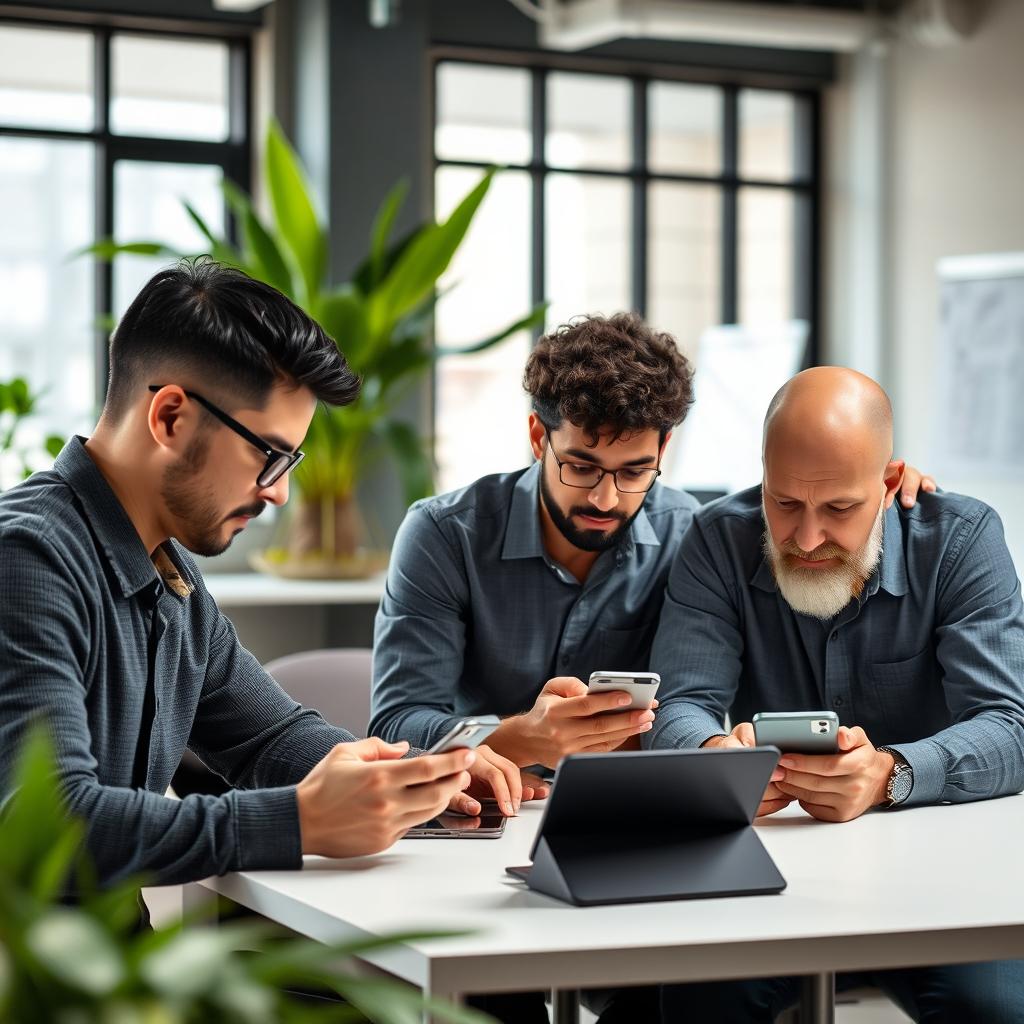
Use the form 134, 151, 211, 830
200, 793, 1024, 999
203, 571, 386, 607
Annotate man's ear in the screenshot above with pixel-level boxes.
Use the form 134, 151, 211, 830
147, 385, 194, 452
528, 412, 547, 461
883, 459, 905, 509
658, 430, 672, 461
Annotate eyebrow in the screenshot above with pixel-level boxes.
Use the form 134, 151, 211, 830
264, 433, 298, 454
562, 447, 657, 466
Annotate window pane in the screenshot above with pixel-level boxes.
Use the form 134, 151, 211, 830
547, 72, 631, 171
739, 89, 797, 182
0, 138, 94, 484
434, 167, 532, 492
545, 174, 632, 330
113, 161, 224, 316
111, 34, 229, 141
649, 82, 721, 176
739, 187, 794, 324
0, 25, 93, 131
436, 63, 531, 166
647, 183, 720, 358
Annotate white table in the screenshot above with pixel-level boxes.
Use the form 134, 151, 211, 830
190, 794, 1024, 1020
204, 571, 386, 607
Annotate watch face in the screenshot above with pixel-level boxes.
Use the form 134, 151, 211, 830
891, 766, 914, 804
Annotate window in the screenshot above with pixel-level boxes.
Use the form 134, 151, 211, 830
0, 18, 250, 483
433, 58, 818, 494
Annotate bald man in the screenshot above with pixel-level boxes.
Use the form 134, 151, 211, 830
651, 366, 1024, 1022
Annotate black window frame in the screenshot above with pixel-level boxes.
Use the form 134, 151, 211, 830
430, 46, 822, 363
0, 12, 254, 411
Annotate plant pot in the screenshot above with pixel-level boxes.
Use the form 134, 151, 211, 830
254, 495, 389, 580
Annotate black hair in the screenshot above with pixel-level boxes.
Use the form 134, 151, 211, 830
104, 257, 360, 419
523, 312, 695, 446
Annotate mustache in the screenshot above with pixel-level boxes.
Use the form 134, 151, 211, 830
778, 540, 849, 563
570, 507, 628, 524
225, 501, 267, 522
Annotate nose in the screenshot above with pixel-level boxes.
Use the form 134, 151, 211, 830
793, 513, 826, 554
588, 472, 620, 512
259, 473, 290, 507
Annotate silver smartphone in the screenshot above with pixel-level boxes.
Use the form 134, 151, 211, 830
405, 811, 507, 839
752, 711, 839, 754
587, 670, 660, 710
424, 715, 501, 755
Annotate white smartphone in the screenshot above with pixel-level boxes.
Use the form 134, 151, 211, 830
752, 711, 840, 755
587, 671, 661, 711
424, 715, 501, 755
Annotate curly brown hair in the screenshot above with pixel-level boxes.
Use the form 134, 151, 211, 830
523, 312, 695, 445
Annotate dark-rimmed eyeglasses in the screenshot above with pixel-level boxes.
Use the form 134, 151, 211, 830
544, 430, 661, 494
148, 385, 305, 488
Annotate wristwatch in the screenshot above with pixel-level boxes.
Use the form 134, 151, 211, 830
877, 746, 914, 807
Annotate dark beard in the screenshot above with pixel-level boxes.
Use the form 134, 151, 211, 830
160, 435, 264, 557
539, 457, 641, 553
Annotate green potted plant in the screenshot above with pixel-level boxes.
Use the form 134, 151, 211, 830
86, 121, 545, 577
0, 724, 492, 1023
0, 377, 64, 491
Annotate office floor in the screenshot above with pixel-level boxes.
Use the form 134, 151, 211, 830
143, 886, 911, 1022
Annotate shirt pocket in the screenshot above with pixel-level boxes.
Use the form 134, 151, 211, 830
869, 647, 937, 739
598, 622, 657, 671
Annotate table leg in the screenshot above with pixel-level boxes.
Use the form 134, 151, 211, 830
551, 988, 580, 1024
181, 882, 219, 927
799, 971, 835, 1024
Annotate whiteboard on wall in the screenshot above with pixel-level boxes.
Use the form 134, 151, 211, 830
933, 253, 1024, 477
664, 320, 808, 495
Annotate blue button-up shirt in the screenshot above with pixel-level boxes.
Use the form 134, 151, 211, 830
370, 462, 699, 749
647, 486, 1024, 806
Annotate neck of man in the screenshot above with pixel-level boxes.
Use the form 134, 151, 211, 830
537, 493, 601, 584
85, 426, 167, 557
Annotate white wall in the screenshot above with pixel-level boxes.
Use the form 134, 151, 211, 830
825, 0, 1024, 569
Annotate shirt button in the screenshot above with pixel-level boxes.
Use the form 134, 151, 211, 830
829, 632, 839, 642
833, 697, 843, 708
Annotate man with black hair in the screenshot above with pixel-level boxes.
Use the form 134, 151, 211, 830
0, 258, 520, 892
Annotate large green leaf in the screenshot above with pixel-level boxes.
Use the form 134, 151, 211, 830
315, 286, 369, 366
222, 178, 295, 298
368, 179, 409, 290
264, 120, 327, 305
368, 169, 494, 337
26, 909, 126, 996
75, 240, 183, 261
434, 303, 549, 358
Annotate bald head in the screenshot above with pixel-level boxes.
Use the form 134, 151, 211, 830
764, 366, 893, 471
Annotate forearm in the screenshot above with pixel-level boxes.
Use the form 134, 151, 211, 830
66, 778, 302, 886
888, 710, 1024, 806
643, 699, 726, 751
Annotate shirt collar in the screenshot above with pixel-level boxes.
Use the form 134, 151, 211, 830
501, 461, 661, 561
53, 437, 192, 601
750, 501, 908, 599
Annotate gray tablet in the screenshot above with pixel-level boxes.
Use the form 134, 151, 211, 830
507, 747, 785, 905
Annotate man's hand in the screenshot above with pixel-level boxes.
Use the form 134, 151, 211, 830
702, 723, 790, 817
899, 464, 937, 509
295, 738, 474, 858
774, 726, 894, 822
487, 677, 656, 769
447, 744, 542, 817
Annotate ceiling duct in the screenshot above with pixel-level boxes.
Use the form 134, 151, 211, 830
532, 0, 978, 52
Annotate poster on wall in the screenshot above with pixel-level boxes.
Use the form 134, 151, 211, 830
933, 253, 1024, 478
